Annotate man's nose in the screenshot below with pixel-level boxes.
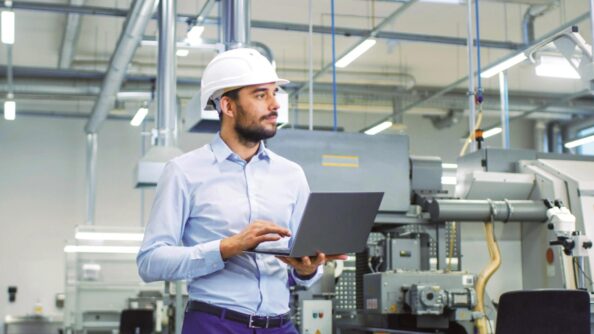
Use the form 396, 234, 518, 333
270, 95, 280, 110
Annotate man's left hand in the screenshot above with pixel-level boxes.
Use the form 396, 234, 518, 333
277, 252, 348, 277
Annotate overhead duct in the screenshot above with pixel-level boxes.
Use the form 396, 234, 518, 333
84, 0, 156, 134
424, 109, 463, 130
135, 0, 183, 187
522, 3, 558, 44
184, 0, 258, 133
58, 0, 85, 69
221, 0, 251, 49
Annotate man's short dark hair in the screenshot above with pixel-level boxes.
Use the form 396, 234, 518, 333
218, 88, 241, 121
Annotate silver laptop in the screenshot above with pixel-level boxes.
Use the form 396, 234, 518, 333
247, 192, 384, 257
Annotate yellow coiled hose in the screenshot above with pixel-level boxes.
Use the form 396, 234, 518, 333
473, 221, 501, 334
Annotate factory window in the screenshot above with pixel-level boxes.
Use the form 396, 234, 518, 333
577, 126, 594, 155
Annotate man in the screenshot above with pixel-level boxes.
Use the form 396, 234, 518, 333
137, 48, 345, 333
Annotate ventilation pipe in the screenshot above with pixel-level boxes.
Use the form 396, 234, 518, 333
547, 122, 562, 153
534, 120, 547, 152
522, 3, 558, 44
82, 0, 156, 224
135, 0, 183, 187
84, 0, 156, 133
184, 0, 255, 132
220, 0, 251, 50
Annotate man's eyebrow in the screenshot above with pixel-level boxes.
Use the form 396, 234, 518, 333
250, 87, 279, 94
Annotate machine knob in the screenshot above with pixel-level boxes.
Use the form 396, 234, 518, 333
583, 241, 593, 249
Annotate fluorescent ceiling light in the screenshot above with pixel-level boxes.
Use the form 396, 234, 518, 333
116, 91, 152, 100
82, 263, 101, 271
483, 127, 502, 138
364, 121, 392, 135
442, 163, 458, 169
420, 0, 463, 3
176, 49, 190, 57
535, 55, 580, 79
481, 53, 527, 78
564, 134, 594, 149
4, 99, 15, 120
336, 38, 376, 68
1, 10, 15, 45
64, 245, 140, 254
75, 231, 144, 241
441, 176, 457, 185
186, 25, 204, 45
130, 107, 148, 126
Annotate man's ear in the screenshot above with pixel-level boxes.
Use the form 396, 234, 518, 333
219, 96, 235, 120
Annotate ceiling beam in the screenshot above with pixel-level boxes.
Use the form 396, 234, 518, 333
1, 1, 520, 50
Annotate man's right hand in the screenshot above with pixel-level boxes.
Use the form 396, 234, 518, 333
220, 221, 291, 260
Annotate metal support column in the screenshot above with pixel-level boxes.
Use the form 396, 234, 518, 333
85, 133, 97, 225
156, 0, 177, 147
499, 71, 510, 149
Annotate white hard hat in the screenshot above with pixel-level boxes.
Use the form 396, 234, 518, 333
200, 48, 289, 111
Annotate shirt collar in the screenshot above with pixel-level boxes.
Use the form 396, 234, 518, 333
210, 133, 270, 164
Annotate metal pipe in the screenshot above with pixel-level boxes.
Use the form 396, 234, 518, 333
84, 0, 157, 134
221, 0, 250, 50
546, 121, 557, 153
140, 121, 146, 227
522, 7, 536, 44
590, 0, 594, 55
307, 0, 313, 131
576, 257, 586, 289
522, 4, 557, 45
249, 41, 274, 64
7, 45, 13, 92
2, 109, 154, 121
465, 0, 476, 153
58, 0, 85, 68
0, 84, 100, 96
156, 0, 177, 147
428, 199, 549, 223
85, 133, 97, 225
499, 71, 510, 149
534, 120, 547, 152
175, 281, 183, 334
193, 0, 216, 26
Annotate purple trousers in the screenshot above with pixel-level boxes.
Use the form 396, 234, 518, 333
181, 310, 299, 334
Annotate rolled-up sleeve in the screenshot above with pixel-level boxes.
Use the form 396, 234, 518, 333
137, 162, 225, 282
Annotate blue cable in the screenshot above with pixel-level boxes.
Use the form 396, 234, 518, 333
475, 0, 483, 103
331, 0, 338, 131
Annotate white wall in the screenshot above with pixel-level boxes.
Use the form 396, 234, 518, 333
0, 116, 212, 333
0, 110, 535, 331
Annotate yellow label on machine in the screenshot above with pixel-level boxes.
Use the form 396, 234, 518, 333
321, 154, 360, 168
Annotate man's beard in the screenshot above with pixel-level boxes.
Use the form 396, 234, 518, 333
234, 104, 277, 144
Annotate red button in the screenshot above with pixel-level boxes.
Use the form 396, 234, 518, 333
319, 312, 324, 318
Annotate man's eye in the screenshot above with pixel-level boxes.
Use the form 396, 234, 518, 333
256, 94, 265, 99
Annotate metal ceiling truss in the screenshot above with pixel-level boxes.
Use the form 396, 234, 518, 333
0, 1, 520, 50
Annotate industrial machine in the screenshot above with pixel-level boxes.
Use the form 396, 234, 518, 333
267, 130, 594, 334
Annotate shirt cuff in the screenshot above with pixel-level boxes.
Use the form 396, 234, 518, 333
188, 239, 225, 278
291, 266, 322, 287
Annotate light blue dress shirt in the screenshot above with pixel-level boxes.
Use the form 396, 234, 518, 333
137, 133, 321, 316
